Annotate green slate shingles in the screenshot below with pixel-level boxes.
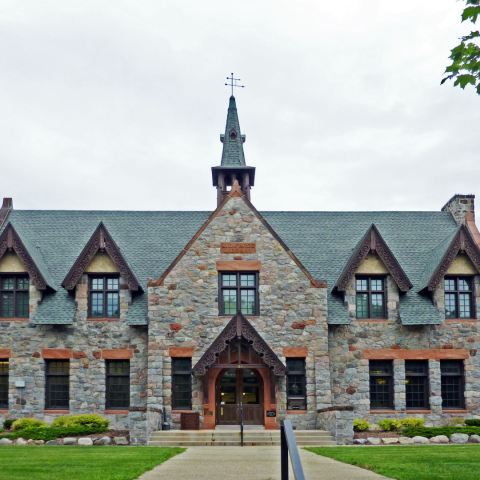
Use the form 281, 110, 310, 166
220, 96, 246, 167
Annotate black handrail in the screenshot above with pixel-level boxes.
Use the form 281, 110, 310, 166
240, 403, 244, 447
280, 420, 305, 480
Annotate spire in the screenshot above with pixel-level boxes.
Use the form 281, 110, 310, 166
220, 96, 246, 167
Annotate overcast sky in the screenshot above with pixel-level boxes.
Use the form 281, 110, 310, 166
0, 0, 478, 213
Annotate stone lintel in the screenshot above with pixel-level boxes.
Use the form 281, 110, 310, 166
0, 348, 11, 358
42, 349, 73, 359
283, 347, 308, 357
216, 260, 261, 271
363, 349, 469, 360
169, 347, 194, 357
102, 349, 133, 359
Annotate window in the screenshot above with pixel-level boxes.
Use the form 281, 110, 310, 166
406, 360, 429, 410
0, 275, 29, 318
106, 361, 130, 409
369, 360, 393, 409
89, 276, 120, 318
45, 361, 69, 410
441, 360, 464, 409
286, 358, 306, 410
219, 273, 259, 316
172, 358, 192, 410
356, 277, 386, 319
445, 277, 474, 319
0, 361, 8, 409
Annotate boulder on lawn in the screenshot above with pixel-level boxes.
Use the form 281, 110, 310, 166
15, 438, 28, 446
0, 438, 12, 445
412, 436, 429, 444
94, 436, 111, 445
113, 437, 129, 445
26, 440, 35, 445
63, 437, 77, 445
398, 437, 414, 445
45, 440, 59, 446
469, 435, 480, 444
430, 435, 449, 444
450, 433, 469, 444
367, 437, 381, 445
78, 438, 94, 446
381, 437, 399, 445
353, 439, 367, 445
34, 440, 45, 445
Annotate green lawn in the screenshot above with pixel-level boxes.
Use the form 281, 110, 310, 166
0, 446, 184, 480
305, 445, 480, 480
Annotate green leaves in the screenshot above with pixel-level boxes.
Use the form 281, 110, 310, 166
442, 2, 480, 94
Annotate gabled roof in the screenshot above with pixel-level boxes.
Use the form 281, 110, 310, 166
192, 312, 287, 376
61, 222, 142, 292
334, 224, 412, 293
0, 222, 56, 290
418, 225, 480, 292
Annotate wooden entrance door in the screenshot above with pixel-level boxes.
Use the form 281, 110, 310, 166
216, 368, 264, 425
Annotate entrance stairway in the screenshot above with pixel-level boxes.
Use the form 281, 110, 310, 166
149, 426, 336, 447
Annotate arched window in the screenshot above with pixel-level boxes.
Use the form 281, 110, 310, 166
229, 129, 237, 141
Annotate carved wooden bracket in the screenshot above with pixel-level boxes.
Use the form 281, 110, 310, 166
61, 222, 142, 291
427, 226, 480, 291
0, 223, 50, 290
192, 312, 287, 376
335, 224, 412, 293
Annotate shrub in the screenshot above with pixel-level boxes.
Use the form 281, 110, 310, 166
400, 418, 425, 428
63, 414, 109, 429
402, 426, 480, 438
378, 419, 402, 431
2, 419, 14, 430
51, 416, 69, 428
0, 425, 109, 442
465, 419, 480, 427
0, 428, 4, 433
353, 419, 370, 432
11, 418, 47, 432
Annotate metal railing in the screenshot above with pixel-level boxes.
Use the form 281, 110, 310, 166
240, 403, 244, 447
280, 420, 305, 480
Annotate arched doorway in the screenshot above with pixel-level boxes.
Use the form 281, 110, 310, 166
216, 368, 264, 425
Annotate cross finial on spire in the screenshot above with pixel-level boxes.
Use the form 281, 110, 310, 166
225, 73, 245, 96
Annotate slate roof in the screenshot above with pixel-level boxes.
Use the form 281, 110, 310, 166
0, 209, 458, 326
220, 96, 246, 167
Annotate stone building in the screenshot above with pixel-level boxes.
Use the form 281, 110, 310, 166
1, 96, 480, 444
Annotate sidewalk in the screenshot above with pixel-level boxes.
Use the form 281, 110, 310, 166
137, 446, 390, 480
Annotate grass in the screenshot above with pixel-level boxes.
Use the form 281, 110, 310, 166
305, 445, 480, 480
0, 446, 185, 480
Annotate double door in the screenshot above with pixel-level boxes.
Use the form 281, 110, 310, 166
216, 368, 264, 425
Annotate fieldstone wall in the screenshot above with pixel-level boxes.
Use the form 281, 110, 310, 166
147, 195, 330, 431
316, 406, 354, 445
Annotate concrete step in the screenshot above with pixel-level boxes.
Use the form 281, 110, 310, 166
148, 440, 337, 447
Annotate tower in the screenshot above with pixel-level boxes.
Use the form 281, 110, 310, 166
212, 96, 255, 205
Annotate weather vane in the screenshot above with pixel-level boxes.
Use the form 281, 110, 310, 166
225, 73, 245, 96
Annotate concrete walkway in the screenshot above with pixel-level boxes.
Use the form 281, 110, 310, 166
137, 446, 390, 480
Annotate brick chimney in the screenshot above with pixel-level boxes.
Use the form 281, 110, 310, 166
442, 194, 475, 226
0, 198, 12, 229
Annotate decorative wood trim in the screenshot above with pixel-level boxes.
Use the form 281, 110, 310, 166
216, 260, 261, 271
192, 312, 287, 376
427, 226, 480, 291
61, 222, 141, 292
148, 180, 325, 289
363, 349, 469, 360
336, 225, 412, 292
0, 223, 49, 290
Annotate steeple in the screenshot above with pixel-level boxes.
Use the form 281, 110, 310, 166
212, 96, 255, 206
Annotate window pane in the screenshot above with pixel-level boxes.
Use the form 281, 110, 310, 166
220, 369, 236, 384
356, 279, 368, 291
220, 385, 236, 404
458, 279, 471, 291
370, 360, 391, 375
107, 278, 119, 290
48, 361, 69, 374
441, 376, 462, 409
370, 376, 391, 408
287, 375, 305, 397
0, 362, 8, 375
2, 278, 14, 290
371, 293, 384, 318
356, 293, 368, 318
371, 279, 383, 291
107, 361, 129, 374
0, 362, 8, 409
445, 294, 457, 319
48, 376, 69, 409
17, 277, 29, 290
441, 360, 462, 375
241, 290, 255, 315
286, 359, 305, 373
17, 292, 29, 318
405, 361, 427, 375
173, 358, 191, 373
107, 293, 119, 318
173, 374, 191, 408
243, 385, 259, 404
107, 376, 130, 408
459, 294, 471, 318
222, 275, 237, 287
445, 279, 456, 291
240, 274, 255, 287
91, 293, 104, 317
406, 375, 427, 409
223, 290, 237, 315
92, 278, 104, 290
1, 292, 13, 317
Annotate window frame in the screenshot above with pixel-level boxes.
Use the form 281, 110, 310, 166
405, 360, 430, 410
218, 272, 259, 317
172, 358, 192, 410
0, 361, 8, 409
286, 358, 307, 410
440, 360, 465, 410
45, 360, 70, 411
0, 274, 29, 319
444, 276, 474, 319
88, 275, 120, 319
355, 276, 387, 319
369, 360, 394, 410
105, 360, 130, 410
